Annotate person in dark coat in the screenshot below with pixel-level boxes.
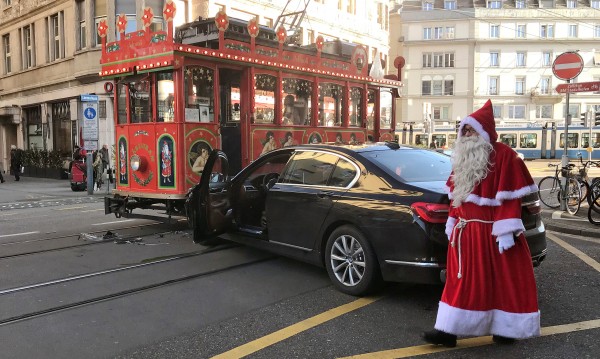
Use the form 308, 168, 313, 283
10, 145, 22, 181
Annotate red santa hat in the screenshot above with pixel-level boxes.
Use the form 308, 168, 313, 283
458, 99, 498, 143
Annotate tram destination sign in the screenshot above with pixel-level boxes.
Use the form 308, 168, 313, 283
555, 81, 600, 94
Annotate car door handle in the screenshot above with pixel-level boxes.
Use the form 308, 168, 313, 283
317, 191, 334, 198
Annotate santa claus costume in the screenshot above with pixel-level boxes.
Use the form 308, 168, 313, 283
432, 100, 541, 343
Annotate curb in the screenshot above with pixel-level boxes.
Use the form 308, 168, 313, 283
541, 210, 600, 238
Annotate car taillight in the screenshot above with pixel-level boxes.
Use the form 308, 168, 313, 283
411, 202, 450, 224
524, 200, 542, 215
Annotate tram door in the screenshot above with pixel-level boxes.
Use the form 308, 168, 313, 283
219, 69, 243, 174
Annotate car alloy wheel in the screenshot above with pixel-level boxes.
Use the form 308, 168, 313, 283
325, 225, 381, 296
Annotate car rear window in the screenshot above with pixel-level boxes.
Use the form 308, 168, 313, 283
362, 149, 452, 183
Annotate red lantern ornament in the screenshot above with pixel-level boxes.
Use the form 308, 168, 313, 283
97, 20, 108, 39
142, 7, 154, 29
315, 35, 324, 52
215, 11, 229, 32
163, 0, 176, 22
276, 26, 287, 44
247, 17, 259, 38
116, 14, 128, 34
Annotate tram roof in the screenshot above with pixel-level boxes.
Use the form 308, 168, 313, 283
98, 12, 402, 88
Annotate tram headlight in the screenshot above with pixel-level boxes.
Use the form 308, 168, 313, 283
130, 154, 144, 172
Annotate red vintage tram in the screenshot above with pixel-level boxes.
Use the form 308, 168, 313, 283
100, 3, 402, 217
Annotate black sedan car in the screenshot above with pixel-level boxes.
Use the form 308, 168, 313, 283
186, 143, 546, 296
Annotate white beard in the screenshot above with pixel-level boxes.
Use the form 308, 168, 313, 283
450, 135, 493, 207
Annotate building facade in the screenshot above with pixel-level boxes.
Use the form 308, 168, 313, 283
0, 0, 392, 175
390, 0, 600, 133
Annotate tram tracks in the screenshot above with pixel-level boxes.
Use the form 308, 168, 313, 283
0, 241, 275, 327
0, 220, 190, 259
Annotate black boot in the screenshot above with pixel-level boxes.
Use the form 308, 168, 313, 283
422, 329, 457, 347
492, 335, 516, 344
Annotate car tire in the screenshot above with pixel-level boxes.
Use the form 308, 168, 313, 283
325, 225, 382, 296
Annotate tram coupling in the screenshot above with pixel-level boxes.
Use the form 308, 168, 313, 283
104, 195, 130, 218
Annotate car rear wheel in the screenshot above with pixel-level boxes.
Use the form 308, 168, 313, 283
325, 225, 382, 296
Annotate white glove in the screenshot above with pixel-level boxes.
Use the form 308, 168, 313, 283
497, 233, 515, 254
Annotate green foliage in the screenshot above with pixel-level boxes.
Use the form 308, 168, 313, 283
21, 149, 71, 169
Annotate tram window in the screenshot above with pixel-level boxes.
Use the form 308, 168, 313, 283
349, 87, 364, 127
184, 66, 215, 123
254, 74, 276, 124
519, 133, 537, 148
367, 89, 375, 130
593, 133, 600, 148
380, 90, 392, 130
319, 83, 343, 127
499, 133, 517, 148
117, 83, 128, 125
157, 72, 174, 122
129, 77, 152, 123
282, 78, 312, 125
559, 133, 579, 148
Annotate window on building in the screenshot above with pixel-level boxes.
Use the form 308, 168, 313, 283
515, 77, 526, 95
595, 25, 600, 38
566, 0, 577, 8
516, 24, 526, 38
568, 24, 578, 38
540, 77, 551, 94
423, 1, 434, 10
434, 27, 443, 39
422, 77, 454, 96
432, 105, 450, 120
2, 34, 10, 74
541, 24, 554, 38
76, 0, 86, 49
490, 25, 499, 38
516, 52, 526, 67
346, 0, 355, 13
4, 0, 12, 6
540, 0, 554, 8
490, 52, 499, 67
48, 12, 65, 61
489, 77, 499, 95
444, 0, 457, 9
593, 0, 600, 9
52, 101, 71, 152
445, 53, 455, 67
95, 0, 107, 47
543, 51, 552, 66
423, 27, 432, 40
25, 106, 43, 150
536, 105, 552, 119
487, 0, 502, 9
508, 105, 526, 120
446, 27, 455, 39
423, 53, 432, 68
515, 0, 526, 8
20, 24, 35, 69
423, 52, 454, 68
433, 53, 443, 67
565, 104, 580, 122
493, 105, 502, 118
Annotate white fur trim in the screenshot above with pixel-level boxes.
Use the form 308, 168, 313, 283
458, 116, 491, 143
492, 218, 526, 236
448, 184, 537, 207
446, 217, 457, 239
434, 301, 541, 338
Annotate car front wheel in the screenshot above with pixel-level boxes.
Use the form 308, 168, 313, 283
325, 225, 382, 296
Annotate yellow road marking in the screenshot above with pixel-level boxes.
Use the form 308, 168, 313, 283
546, 232, 600, 272
211, 296, 382, 359
338, 319, 600, 359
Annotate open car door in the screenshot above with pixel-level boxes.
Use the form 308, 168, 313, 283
192, 150, 231, 243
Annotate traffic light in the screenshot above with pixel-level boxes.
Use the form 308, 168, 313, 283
595, 112, 600, 126
581, 112, 588, 127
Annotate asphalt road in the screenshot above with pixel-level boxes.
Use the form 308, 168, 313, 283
0, 161, 598, 358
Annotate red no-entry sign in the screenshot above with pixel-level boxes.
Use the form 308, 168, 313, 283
553, 52, 584, 81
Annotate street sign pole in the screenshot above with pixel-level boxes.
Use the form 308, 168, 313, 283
553, 51, 584, 212
561, 83, 570, 211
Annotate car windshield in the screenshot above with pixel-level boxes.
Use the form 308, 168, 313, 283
362, 148, 452, 183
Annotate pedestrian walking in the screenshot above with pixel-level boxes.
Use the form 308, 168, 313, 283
0, 169, 4, 183
422, 100, 540, 347
100, 144, 113, 184
10, 145, 23, 181
92, 150, 104, 190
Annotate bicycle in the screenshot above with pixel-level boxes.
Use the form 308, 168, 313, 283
574, 152, 600, 206
537, 163, 582, 215
588, 179, 600, 225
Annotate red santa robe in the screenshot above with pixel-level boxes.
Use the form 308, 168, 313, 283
435, 142, 541, 339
